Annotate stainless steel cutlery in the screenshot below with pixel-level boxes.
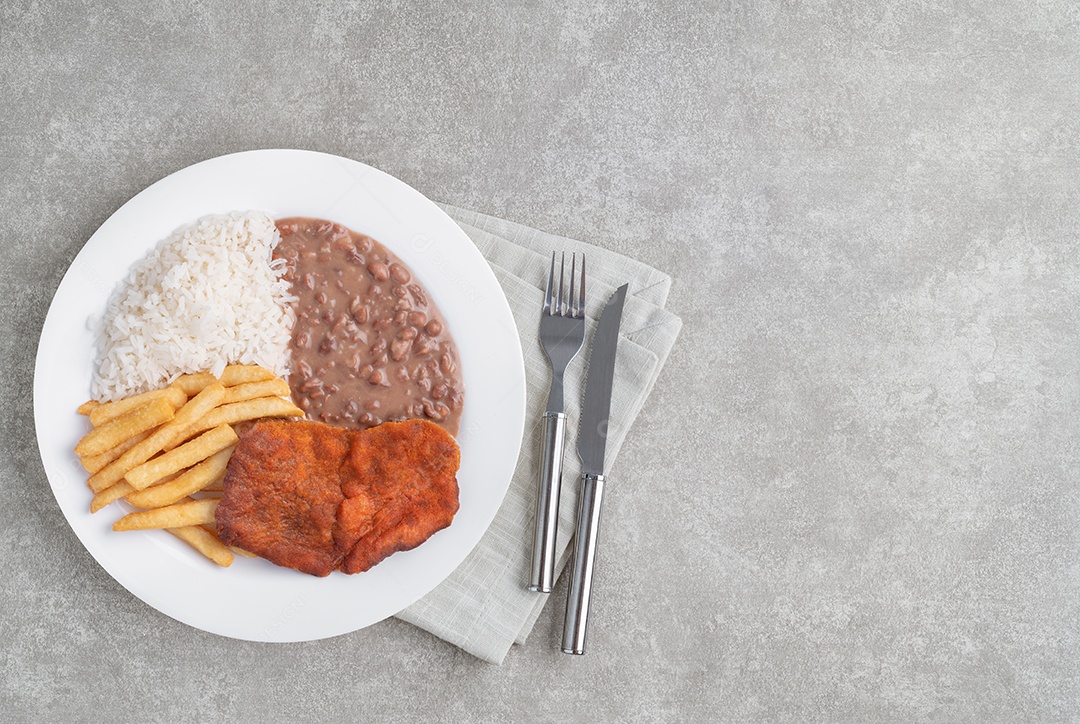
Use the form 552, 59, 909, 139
529, 250, 628, 655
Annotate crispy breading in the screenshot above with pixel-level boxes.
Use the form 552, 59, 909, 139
215, 419, 459, 577
337, 419, 462, 574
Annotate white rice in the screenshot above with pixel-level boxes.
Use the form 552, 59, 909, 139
90, 211, 296, 402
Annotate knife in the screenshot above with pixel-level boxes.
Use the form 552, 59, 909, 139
562, 283, 628, 655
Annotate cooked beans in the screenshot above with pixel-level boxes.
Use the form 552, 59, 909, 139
274, 217, 464, 435
367, 261, 390, 282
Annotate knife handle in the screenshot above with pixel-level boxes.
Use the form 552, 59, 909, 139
562, 472, 605, 655
529, 411, 566, 593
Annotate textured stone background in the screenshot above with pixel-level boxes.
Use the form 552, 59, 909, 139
3, 1, 1079, 722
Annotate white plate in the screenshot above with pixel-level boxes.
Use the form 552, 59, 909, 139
33, 150, 526, 642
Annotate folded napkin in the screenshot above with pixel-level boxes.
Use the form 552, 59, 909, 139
395, 204, 682, 663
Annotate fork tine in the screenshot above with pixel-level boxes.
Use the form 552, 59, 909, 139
544, 251, 555, 314
568, 253, 577, 318
577, 254, 586, 318
558, 252, 566, 315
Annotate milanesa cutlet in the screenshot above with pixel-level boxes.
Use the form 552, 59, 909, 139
215, 418, 460, 577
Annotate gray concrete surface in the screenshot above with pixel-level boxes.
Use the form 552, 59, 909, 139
2, 1, 1079, 722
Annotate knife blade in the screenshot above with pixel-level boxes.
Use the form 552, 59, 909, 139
576, 283, 627, 477
562, 283, 627, 654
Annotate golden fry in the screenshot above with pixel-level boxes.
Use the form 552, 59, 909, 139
168, 397, 302, 447
80, 430, 150, 475
75, 398, 174, 457
86, 383, 226, 493
113, 498, 219, 531
90, 481, 134, 513
202, 471, 226, 493
89, 386, 185, 426
124, 425, 238, 490
171, 372, 218, 397
167, 526, 234, 567
220, 364, 275, 386
77, 400, 100, 416
125, 445, 235, 508
222, 378, 291, 405
91, 470, 182, 513
229, 546, 257, 558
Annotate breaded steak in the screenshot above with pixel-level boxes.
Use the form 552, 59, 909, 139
216, 418, 460, 576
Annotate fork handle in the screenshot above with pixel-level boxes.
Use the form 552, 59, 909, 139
562, 472, 605, 654
529, 411, 566, 593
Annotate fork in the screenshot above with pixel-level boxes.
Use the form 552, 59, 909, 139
529, 252, 586, 593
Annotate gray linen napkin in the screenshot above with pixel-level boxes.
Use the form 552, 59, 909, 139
395, 204, 682, 663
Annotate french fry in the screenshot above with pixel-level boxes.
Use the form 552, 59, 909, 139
113, 498, 219, 531
171, 372, 218, 397
75, 398, 174, 457
89, 386, 186, 426
91, 469, 183, 513
168, 397, 303, 447
230, 546, 257, 558
90, 481, 134, 513
202, 471, 227, 493
77, 400, 100, 416
220, 364, 275, 386
80, 430, 150, 474
222, 378, 291, 405
124, 425, 238, 490
125, 446, 235, 508
167, 526, 234, 567
86, 383, 226, 493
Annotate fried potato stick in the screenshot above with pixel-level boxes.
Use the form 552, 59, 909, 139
90, 481, 134, 513
202, 471, 226, 493
164, 397, 302, 450
75, 398, 174, 457
89, 386, 186, 426
77, 400, 100, 416
220, 364, 275, 386
167, 526, 234, 567
86, 383, 226, 493
171, 372, 218, 396
125, 445, 235, 508
124, 425, 238, 490
222, 378, 291, 405
112, 498, 219, 531
90, 469, 184, 513
80, 430, 150, 475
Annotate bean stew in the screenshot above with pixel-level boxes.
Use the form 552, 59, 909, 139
273, 217, 464, 436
